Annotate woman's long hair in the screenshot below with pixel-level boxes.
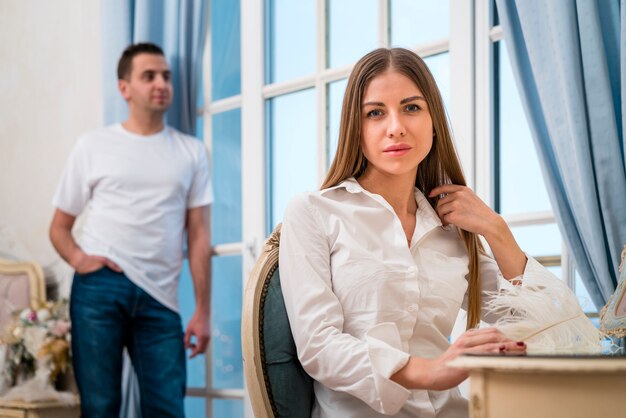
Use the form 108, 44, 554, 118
322, 48, 485, 329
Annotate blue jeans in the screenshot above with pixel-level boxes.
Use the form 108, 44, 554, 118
70, 267, 186, 418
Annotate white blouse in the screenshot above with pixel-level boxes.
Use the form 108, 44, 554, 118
279, 178, 551, 418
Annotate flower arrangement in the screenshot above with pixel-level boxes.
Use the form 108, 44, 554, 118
0, 299, 71, 398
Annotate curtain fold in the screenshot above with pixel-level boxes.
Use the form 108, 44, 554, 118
495, 0, 626, 309
99, 2, 208, 417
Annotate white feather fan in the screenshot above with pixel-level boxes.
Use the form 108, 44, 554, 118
485, 273, 604, 354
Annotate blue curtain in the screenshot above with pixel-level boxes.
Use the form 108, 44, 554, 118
495, 0, 626, 309
100, 2, 207, 417
101, 0, 207, 135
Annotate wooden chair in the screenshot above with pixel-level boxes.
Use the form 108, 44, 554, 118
242, 224, 315, 417
0, 258, 46, 336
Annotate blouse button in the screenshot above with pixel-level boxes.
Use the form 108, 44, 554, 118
408, 304, 419, 312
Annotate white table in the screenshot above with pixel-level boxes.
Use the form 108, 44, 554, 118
448, 355, 626, 418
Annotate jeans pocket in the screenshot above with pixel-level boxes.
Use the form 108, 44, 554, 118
77, 266, 107, 278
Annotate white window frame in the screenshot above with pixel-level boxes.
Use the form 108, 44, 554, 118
472, 0, 573, 288
200, 0, 579, 416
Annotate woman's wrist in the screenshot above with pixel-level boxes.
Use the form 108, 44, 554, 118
481, 213, 508, 244
481, 215, 528, 279
391, 357, 435, 390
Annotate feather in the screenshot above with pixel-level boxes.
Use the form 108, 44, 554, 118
485, 273, 604, 354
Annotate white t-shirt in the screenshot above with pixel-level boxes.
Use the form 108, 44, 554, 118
279, 178, 554, 418
53, 124, 212, 312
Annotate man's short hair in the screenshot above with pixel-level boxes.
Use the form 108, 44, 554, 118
117, 42, 165, 80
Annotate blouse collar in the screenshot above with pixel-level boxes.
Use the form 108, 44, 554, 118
322, 177, 446, 233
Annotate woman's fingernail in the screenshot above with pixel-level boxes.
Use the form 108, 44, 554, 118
516, 341, 525, 347
499, 345, 506, 351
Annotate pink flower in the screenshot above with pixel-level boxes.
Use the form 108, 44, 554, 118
19, 309, 38, 323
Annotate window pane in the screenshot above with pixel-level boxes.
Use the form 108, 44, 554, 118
547, 266, 597, 313
328, 0, 378, 68
510, 223, 561, 258
390, 0, 449, 48
178, 261, 206, 388
424, 52, 450, 114
212, 109, 242, 245
267, 89, 317, 230
185, 397, 206, 418
213, 399, 244, 417
196, 115, 204, 140
266, 0, 316, 83
547, 265, 562, 279
575, 271, 598, 313
211, 0, 241, 99
498, 41, 551, 215
212, 255, 243, 389
327, 79, 348, 165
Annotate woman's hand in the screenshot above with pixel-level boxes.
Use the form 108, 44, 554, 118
429, 184, 505, 238
429, 184, 527, 279
427, 327, 526, 390
392, 328, 526, 391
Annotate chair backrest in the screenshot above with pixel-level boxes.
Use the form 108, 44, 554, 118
0, 259, 46, 337
242, 224, 315, 418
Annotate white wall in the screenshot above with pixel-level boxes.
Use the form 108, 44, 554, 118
0, 0, 102, 295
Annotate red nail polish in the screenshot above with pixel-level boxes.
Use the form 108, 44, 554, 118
516, 341, 525, 347
499, 345, 506, 351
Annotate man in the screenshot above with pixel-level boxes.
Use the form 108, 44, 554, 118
49, 43, 211, 418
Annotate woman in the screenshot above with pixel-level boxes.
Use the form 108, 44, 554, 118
279, 48, 552, 417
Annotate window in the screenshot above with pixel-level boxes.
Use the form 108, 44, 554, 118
199, 1, 600, 416
267, 88, 317, 230
264, 0, 451, 226
489, 2, 597, 315
181, 0, 245, 417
